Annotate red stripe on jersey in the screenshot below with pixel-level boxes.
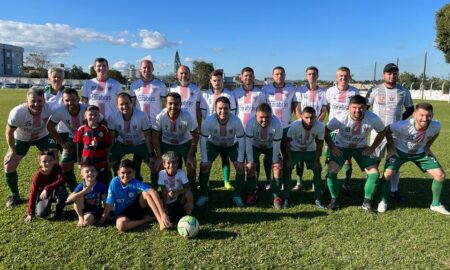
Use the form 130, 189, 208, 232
30, 115, 41, 140
220, 124, 227, 136
352, 120, 361, 135
275, 88, 283, 101
260, 127, 268, 140
170, 118, 177, 132
275, 109, 283, 121
124, 120, 130, 133
415, 130, 425, 143
143, 81, 150, 94
309, 90, 316, 102
97, 81, 106, 92
180, 87, 188, 100
244, 90, 252, 104
338, 90, 346, 103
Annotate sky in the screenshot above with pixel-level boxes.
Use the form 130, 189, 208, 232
1, 0, 449, 81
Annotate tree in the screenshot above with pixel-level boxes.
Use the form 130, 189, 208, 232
108, 69, 127, 85
24, 52, 50, 78
435, 4, 450, 63
68, 65, 90, 79
191, 61, 214, 89
399, 71, 419, 88
174, 50, 181, 74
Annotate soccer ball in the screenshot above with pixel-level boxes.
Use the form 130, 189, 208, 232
177, 215, 199, 238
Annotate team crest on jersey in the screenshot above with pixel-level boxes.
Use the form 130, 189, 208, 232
364, 126, 369, 132
228, 129, 233, 134
378, 96, 385, 103
83, 132, 89, 137
284, 93, 289, 97
98, 131, 104, 137
345, 127, 351, 132
388, 95, 395, 102
128, 192, 134, 198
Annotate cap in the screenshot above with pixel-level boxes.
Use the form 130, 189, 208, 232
383, 63, 399, 73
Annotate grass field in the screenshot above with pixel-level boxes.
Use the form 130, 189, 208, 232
1, 89, 450, 269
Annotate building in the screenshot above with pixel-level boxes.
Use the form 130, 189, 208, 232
0, 43, 24, 76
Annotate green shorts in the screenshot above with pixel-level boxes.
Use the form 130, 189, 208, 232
206, 141, 238, 162
384, 150, 442, 172
161, 140, 192, 163
15, 135, 57, 156
110, 141, 149, 163
289, 151, 317, 170
251, 146, 273, 165
324, 132, 337, 158
329, 147, 377, 170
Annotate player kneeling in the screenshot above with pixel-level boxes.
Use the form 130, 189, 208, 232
66, 162, 107, 227
99, 159, 172, 231
158, 151, 194, 222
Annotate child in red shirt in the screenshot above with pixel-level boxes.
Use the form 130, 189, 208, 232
25, 150, 67, 223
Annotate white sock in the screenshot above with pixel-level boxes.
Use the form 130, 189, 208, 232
390, 171, 400, 192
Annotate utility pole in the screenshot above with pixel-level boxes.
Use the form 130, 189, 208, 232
421, 52, 427, 100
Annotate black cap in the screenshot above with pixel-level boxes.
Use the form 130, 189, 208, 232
383, 63, 399, 73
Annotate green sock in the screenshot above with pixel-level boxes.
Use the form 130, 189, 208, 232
63, 170, 78, 192
272, 178, 281, 198
431, 180, 443, 206
296, 162, 304, 185
247, 176, 257, 192
343, 164, 352, 185
5, 171, 19, 197
364, 173, 380, 199
327, 173, 339, 199
313, 169, 322, 200
381, 179, 391, 203
263, 157, 272, 182
234, 173, 245, 196
199, 171, 210, 197
222, 162, 230, 183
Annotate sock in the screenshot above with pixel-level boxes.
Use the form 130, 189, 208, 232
431, 180, 443, 206
234, 173, 245, 196
247, 176, 257, 192
390, 171, 400, 192
343, 164, 352, 186
272, 178, 281, 198
364, 173, 380, 199
327, 173, 339, 199
263, 157, 272, 182
381, 179, 391, 203
296, 162, 304, 185
313, 169, 322, 200
5, 171, 19, 197
222, 161, 230, 183
63, 170, 78, 192
199, 172, 210, 197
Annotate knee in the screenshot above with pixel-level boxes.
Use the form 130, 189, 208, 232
436, 170, 446, 181
327, 162, 340, 174
384, 170, 394, 180
200, 164, 211, 174
273, 163, 282, 178
184, 191, 193, 202
116, 219, 127, 232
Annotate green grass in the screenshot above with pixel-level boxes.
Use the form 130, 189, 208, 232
1, 89, 450, 269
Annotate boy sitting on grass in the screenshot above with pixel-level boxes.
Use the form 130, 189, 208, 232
158, 151, 193, 222
25, 150, 67, 223
66, 162, 108, 227
99, 159, 172, 231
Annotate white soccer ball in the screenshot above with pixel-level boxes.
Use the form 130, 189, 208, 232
177, 215, 199, 238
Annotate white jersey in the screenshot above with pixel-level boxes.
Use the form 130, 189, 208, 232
169, 83, 201, 121
326, 85, 360, 122
8, 103, 51, 141
297, 85, 327, 117
130, 78, 168, 125
200, 113, 245, 162
108, 109, 151, 146
366, 84, 413, 125
49, 103, 88, 138
390, 119, 440, 154
81, 78, 122, 117
263, 83, 298, 128
153, 109, 198, 145
327, 111, 384, 148
200, 89, 237, 118
234, 86, 267, 127
287, 119, 325, 152
158, 169, 189, 204
245, 115, 283, 163
44, 85, 70, 133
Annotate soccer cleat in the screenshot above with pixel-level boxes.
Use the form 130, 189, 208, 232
342, 183, 351, 196
273, 197, 283, 210
314, 199, 326, 209
291, 184, 303, 192
233, 196, 244, 207
377, 201, 388, 213
224, 182, 235, 191
327, 198, 340, 211
362, 200, 377, 213
265, 181, 272, 191
196, 196, 209, 207
5, 196, 21, 208
391, 191, 406, 202
245, 193, 257, 206
430, 204, 450, 216
283, 198, 291, 209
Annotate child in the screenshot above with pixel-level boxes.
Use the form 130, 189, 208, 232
25, 150, 67, 223
98, 159, 172, 231
73, 105, 112, 185
66, 162, 108, 227
158, 151, 193, 222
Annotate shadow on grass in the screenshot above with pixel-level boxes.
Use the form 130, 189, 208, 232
195, 228, 239, 240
